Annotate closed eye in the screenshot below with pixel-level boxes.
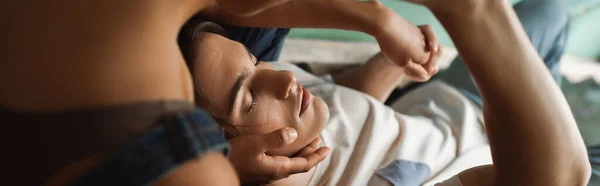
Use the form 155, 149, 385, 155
245, 48, 259, 113
247, 88, 257, 112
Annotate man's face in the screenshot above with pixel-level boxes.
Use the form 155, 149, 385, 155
191, 33, 329, 156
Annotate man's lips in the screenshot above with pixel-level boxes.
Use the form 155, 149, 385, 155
299, 86, 312, 116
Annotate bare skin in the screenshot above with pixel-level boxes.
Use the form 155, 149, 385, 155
333, 25, 441, 102
188, 31, 335, 185
188, 1, 591, 184
330, 0, 591, 184
402, 0, 592, 185
201, 0, 439, 81
3, 1, 205, 185
1, 0, 437, 185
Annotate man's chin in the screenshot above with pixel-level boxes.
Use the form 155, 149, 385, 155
314, 98, 330, 130
266, 99, 329, 157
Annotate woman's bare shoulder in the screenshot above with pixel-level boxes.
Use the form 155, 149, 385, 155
0, 0, 212, 110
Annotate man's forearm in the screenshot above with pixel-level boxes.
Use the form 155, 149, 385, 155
333, 54, 409, 102
201, 0, 391, 35
431, 1, 589, 185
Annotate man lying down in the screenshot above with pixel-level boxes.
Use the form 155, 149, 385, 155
181, 22, 482, 185
178, 0, 590, 185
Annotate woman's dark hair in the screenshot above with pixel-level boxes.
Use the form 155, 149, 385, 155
177, 19, 227, 70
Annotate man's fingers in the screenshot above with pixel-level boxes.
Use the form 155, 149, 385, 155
404, 62, 430, 82
424, 46, 442, 74
415, 51, 431, 65
419, 25, 438, 53
261, 127, 298, 151
296, 137, 322, 158
409, 25, 438, 65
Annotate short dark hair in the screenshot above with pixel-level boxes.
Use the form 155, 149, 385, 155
178, 19, 240, 136
178, 19, 227, 109
178, 19, 227, 70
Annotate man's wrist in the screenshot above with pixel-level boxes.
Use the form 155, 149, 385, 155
365, 53, 406, 83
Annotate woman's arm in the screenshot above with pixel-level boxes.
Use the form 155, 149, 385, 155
201, 0, 388, 35
420, 0, 590, 185
201, 0, 436, 81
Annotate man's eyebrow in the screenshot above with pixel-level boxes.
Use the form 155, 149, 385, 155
228, 67, 249, 116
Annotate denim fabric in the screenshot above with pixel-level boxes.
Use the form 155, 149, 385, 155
436, 0, 571, 107
376, 160, 431, 186
221, 25, 290, 62
69, 109, 229, 186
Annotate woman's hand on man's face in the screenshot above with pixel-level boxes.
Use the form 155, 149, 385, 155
228, 127, 330, 185
374, 12, 441, 82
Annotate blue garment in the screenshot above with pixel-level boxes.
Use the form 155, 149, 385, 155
69, 110, 229, 186
436, 0, 571, 107
221, 25, 290, 62
376, 160, 431, 186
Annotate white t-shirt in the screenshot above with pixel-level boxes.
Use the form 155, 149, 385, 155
271, 63, 493, 186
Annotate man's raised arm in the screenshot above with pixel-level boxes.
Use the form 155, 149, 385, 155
409, 0, 591, 185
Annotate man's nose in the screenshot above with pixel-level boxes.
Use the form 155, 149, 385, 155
278, 70, 297, 99
256, 70, 296, 99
